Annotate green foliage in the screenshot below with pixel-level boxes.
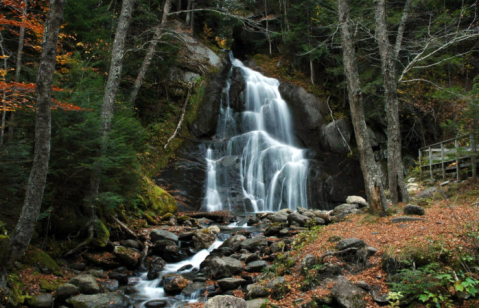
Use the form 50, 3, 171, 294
388, 263, 479, 307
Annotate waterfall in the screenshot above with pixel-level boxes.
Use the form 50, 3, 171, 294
204, 53, 309, 213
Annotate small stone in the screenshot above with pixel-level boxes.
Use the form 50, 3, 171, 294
391, 216, 426, 223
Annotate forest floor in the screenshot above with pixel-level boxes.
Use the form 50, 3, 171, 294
258, 178, 479, 308
6, 178, 479, 308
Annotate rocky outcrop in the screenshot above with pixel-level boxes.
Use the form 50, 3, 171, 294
320, 118, 353, 154
331, 278, 367, 308
278, 83, 327, 152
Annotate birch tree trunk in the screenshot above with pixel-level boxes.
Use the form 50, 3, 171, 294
374, 0, 411, 204
129, 0, 171, 104
0, 0, 65, 288
337, 0, 388, 214
88, 0, 135, 216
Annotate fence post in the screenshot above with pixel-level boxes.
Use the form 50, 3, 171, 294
429, 146, 433, 179
441, 142, 445, 179
472, 133, 477, 181
455, 140, 460, 180
419, 149, 423, 180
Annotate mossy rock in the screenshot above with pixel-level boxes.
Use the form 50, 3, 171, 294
40, 278, 65, 292
5, 273, 30, 306
161, 213, 175, 221
21, 248, 61, 276
138, 176, 177, 216
91, 219, 110, 248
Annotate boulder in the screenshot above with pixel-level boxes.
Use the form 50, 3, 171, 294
150, 229, 178, 243
113, 246, 141, 268
240, 236, 268, 251
69, 275, 100, 295
26, 293, 53, 308
56, 283, 80, 302
336, 238, 366, 251
267, 212, 288, 223
68, 293, 131, 308
144, 300, 169, 308
331, 278, 367, 308
333, 203, 359, 218
147, 257, 166, 280
229, 68, 247, 112
217, 278, 247, 290
346, 196, 368, 208
415, 187, 438, 200
320, 118, 353, 154
301, 254, 316, 270
204, 295, 246, 308
245, 260, 269, 272
287, 212, 311, 227
266, 276, 286, 289
246, 284, 270, 299
193, 229, 217, 250
403, 204, 425, 216
264, 223, 285, 236
220, 234, 246, 252
164, 276, 191, 295
209, 257, 244, 279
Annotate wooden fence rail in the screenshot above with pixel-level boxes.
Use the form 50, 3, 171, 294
419, 133, 478, 180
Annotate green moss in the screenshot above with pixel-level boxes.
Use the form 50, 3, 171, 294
6, 273, 30, 306
21, 248, 61, 276
143, 212, 157, 225
161, 213, 175, 221
177, 216, 191, 224
40, 279, 64, 292
91, 219, 110, 248
138, 176, 177, 216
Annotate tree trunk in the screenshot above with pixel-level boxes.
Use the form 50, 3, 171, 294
337, 0, 388, 215
186, 0, 191, 26
264, 0, 272, 55
8, 1, 27, 142
0, 0, 65, 288
129, 0, 171, 104
374, 0, 411, 204
88, 0, 135, 216
190, 0, 195, 36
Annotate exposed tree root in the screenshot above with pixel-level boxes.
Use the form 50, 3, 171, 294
64, 224, 94, 256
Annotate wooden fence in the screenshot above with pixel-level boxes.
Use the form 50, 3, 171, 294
419, 133, 478, 180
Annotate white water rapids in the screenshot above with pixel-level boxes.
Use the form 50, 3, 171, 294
205, 54, 309, 213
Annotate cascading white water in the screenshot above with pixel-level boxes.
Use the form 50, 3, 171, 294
204, 54, 309, 212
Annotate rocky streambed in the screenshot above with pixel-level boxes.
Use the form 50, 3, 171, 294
22, 196, 389, 308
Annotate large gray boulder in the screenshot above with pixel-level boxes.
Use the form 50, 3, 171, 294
69, 275, 99, 295
246, 284, 270, 299
113, 246, 141, 268
56, 283, 80, 302
204, 295, 246, 308
404, 204, 425, 216
150, 230, 178, 243
209, 257, 244, 279
220, 234, 246, 252
68, 293, 131, 308
26, 293, 53, 308
217, 278, 247, 290
245, 260, 269, 272
193, 229, 217, 250
331, 278, 367, 308
320, 118, 353, 154
287, 212, 311, 227
240, 236, 268, 251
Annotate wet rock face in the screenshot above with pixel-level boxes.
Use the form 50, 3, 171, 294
278, 83, 327, 153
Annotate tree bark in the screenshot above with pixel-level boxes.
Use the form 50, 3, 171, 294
88, 0, 135, 216
0, 0, 65, 288
0, 32, 8, 148
337, 0, 388, 215
374, 0, 411, 204
128, 0, 171, 105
